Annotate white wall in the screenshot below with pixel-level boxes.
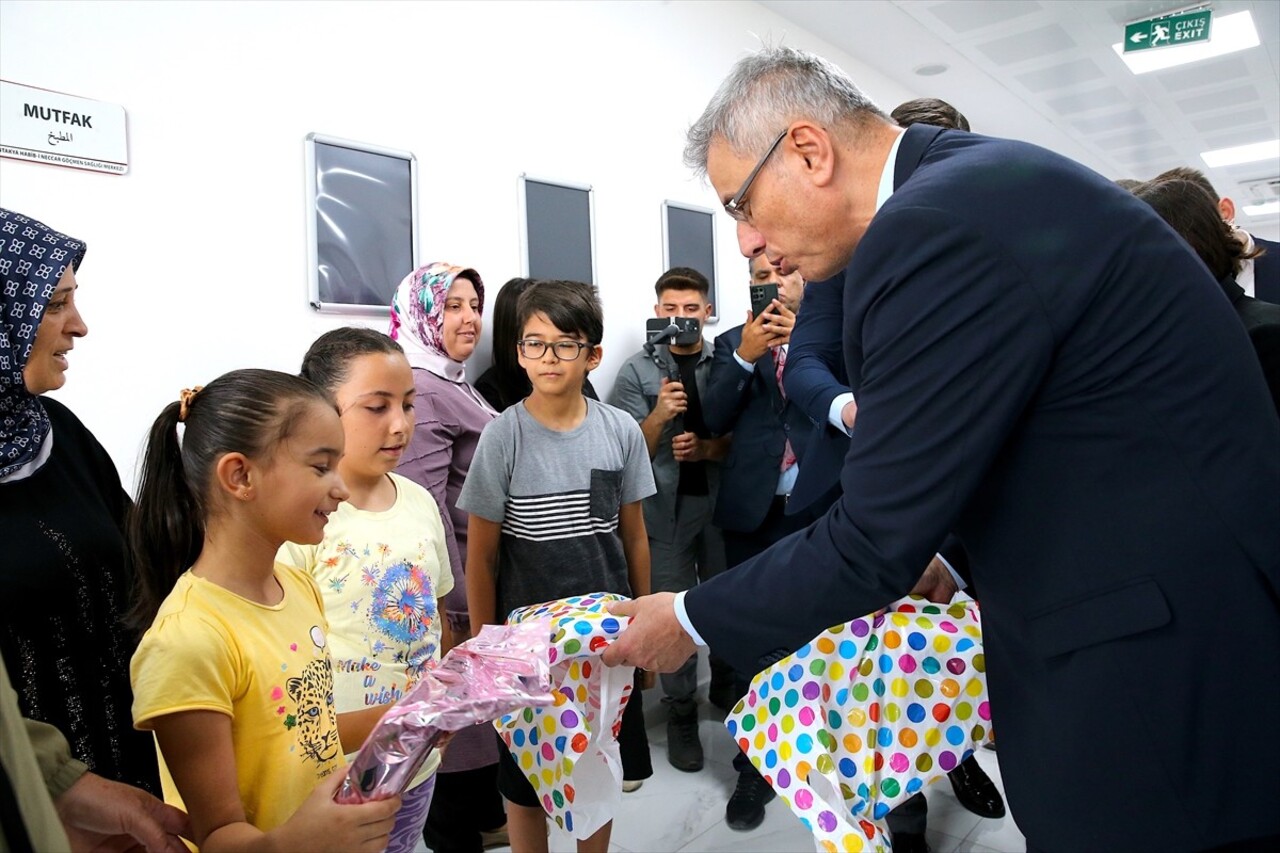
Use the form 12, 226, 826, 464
0, 0, 915, 486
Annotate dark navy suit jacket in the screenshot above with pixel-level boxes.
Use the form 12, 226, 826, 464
685, 124, 1280, 850
1253, 234, 1280, 303
779, 271, 850, 514
1222, 274, 1280, 416
702, 326, 821, 532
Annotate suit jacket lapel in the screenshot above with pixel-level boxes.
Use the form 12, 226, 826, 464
894, 124, 946, 190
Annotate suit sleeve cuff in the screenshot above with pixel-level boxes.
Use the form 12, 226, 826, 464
732, 350, 757, 373
934, 552, 968, 591
673, 590, 709, 647
827, 393, 855, 435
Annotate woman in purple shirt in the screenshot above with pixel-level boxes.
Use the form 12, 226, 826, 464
389, 262, 504, 853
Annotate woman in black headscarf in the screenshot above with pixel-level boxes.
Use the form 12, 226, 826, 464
0, 208, 159, 795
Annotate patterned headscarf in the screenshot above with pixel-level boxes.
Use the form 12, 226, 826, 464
389, 262, 485, 380
0, 208, 86, 479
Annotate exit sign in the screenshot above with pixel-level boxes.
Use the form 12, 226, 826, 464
1125, 9, 1213, 52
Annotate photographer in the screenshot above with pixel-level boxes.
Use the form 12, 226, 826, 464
608, 267, 729, 774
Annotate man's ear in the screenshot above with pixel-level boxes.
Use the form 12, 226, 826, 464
1218, 196, 1236, 224
787, 122, 837, 188
214, 452, 255, 501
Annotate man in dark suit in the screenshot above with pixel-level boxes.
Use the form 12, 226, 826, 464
778, 99, 1005, 842
606, 46, 1280, 852
1153, 166, 1279, 303
702, 256, 822, 832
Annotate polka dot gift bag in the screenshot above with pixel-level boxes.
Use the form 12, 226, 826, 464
496, 593, 635, 839
726, 595, 990, 852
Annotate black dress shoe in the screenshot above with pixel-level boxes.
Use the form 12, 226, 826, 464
725, 771, 776, 831
666, 706, 704, 772
947, 754, 1006, 819
891, 831, 931, 853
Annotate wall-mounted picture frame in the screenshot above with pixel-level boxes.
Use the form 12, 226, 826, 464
661, 200, 719, 323
518, 175, 596, 285
304, 133, 419, 315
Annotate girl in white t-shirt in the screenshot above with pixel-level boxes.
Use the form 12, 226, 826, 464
280, 327, 454, 853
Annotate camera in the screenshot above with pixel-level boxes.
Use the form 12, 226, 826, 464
645, 317, 701, 347
749, 283, 779, 318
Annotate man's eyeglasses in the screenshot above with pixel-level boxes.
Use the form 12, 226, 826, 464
723, 128, 788, 223
517, 339, 592, 361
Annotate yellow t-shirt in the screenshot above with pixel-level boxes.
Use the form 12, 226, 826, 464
278, 472, 453, 783
130, 565, 343, 833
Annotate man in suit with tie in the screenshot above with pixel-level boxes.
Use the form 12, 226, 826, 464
702, 255, 818, 831
606, 46, 1280, 851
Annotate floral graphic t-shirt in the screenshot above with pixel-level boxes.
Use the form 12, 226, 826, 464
130, 565, 342, 832
279, 473, 452, 783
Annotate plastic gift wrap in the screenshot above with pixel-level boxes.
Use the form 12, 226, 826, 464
496, 593, 635, 839
727, 595, 990, 853
335, 620, 554, 803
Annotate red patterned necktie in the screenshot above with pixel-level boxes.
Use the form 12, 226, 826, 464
773, 346, 797, 472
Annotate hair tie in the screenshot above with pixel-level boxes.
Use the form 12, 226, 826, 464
178, 386, 204, 422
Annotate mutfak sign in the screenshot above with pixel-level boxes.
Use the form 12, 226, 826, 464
1124, 9, 1213, 53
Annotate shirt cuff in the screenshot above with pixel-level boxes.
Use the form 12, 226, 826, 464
827, 392, 856, 435
673, 590, 709, 647
934, 552, 968, 591
732, 350, 757, 373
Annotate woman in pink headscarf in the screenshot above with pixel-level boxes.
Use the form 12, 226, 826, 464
389, 262, 506, 852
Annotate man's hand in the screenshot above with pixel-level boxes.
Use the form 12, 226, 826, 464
911, 556, 959, 604
603, 593, 697, 673
671, 431, 706, 462
736, 309, 778, 363
653, 377, 688, 423
759, 302, 796, 345
56, 772, 191, 853
841, 398, 858, 431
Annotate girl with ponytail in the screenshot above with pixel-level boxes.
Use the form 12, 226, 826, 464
128, 368, 401, 852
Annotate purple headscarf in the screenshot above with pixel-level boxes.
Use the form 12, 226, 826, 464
0, 208, 86, 479
389, 262, 485, 379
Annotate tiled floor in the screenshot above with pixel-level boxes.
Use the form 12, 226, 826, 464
441, 692, 1027, 853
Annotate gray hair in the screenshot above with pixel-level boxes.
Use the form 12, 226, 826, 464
684, 45, 888, 176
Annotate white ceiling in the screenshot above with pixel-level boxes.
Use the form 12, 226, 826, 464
759, 0, 1280, 228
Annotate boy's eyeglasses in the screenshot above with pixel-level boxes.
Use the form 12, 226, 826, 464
517, 340, 592, 361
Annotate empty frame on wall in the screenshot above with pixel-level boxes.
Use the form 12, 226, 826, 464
305, 133, 419, 314
519, 175, 596, 285
661, 200, 719, 323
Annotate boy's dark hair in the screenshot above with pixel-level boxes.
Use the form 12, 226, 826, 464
1133, 178, 1261, 281
300, 326, 404, 394
129, 369, 336, 629
1153, 166, 1219, 202
890, 97, 970, 132
516, 280, 604, 346
654, 266, 710, 299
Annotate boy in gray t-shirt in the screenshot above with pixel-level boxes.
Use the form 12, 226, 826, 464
458, 279, 656, 851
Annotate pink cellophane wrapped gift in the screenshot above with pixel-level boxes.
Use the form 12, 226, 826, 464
336, 620, 554, 804
726, 596, 990, 852
497, 593, 635, 839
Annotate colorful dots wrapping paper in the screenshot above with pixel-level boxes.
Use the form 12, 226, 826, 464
496, 593, 635, 839
726, 595, 990, 852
